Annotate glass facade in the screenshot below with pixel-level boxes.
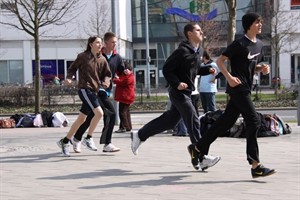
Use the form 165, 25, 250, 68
0, 60, 24, 84
32, 60, 65, 86
131, 0, 273, 88
132, 0, 179, 42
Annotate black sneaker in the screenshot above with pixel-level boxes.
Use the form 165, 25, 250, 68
187, 144, 200, 170
251, 164, 276, 178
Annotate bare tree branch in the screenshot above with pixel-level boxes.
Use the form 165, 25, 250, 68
79, 0, 111, 37
265, 0, 300, 94
0, 0, 82, 113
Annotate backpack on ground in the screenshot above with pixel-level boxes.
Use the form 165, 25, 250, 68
10, 114, 23, 124
16, 114, 35, 128
273, 113, 292, 134
52, 112, 69, 127
199, 109, 223, 137
0, 118, 16, 128
228, 117, 245, 138
41, 110, 54, 127
256, 113, 281, 137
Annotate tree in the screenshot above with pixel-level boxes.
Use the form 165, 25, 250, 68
225, 0, 236, 45
224, 0, 236, 102
0, 0, 81, 113
79, 0, 111, 38
268, 0, 300, 95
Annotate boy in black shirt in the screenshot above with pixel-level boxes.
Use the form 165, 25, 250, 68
188, 13, 276, 178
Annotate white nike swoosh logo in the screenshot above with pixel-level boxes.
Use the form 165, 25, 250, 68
247, 52, 260, 60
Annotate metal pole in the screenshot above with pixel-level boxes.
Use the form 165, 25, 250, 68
111, 0, 116, 33
297, 82, 300, 126
111, 0, 119, 125
145, 0, 151, 97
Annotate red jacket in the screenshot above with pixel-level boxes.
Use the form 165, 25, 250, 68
113, 72, 135, 105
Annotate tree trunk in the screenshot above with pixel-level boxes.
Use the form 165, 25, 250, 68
34, 31, 41, 113
225, 0, 236, 102
227, 0, 236, 45
274, 50, 279, 96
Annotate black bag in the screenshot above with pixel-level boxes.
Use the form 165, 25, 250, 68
10, 114, 23, 124
41, 110, 54, 127
228, 118, 245, 138
16, 114, 35, 128
256, 112, 280, 137
199, 109, 223, 136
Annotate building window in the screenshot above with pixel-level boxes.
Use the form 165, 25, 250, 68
32, 60, 65, 85
134, 49, 157, 66
0, 61, 9, 83
0, 60, 24, 84
291, 0, 300, 10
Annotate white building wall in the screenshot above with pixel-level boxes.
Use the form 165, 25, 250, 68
23, 41, 32, 84
279, 34, 300, 87
277, 0, 300, 87
0, 0, 132, 84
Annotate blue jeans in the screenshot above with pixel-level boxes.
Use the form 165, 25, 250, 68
176, 118, 187, 134
200, 92, 216, 113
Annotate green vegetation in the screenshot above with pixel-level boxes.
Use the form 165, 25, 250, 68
135, 93, 278, 103
0, 92, 296, 115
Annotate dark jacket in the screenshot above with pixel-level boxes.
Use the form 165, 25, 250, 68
67, 51, 111, 93
163, 40, 212, 93
102, 49, 125, 94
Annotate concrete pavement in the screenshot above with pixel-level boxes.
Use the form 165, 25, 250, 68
0, 113, 299, 200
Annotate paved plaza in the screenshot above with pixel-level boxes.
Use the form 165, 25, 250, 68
0, 113, 299, 200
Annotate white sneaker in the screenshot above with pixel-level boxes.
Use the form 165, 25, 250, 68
131, 131, 142, 155
200, 155, 221, 171
70, 137, 81, 153
103, 143, 120, 152
82, 137, 97, 151
56, 138, 70, 157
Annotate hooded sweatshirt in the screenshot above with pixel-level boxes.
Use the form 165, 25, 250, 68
163, 40, 212, 93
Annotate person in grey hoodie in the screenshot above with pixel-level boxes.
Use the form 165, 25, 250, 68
131, 22, 221, 171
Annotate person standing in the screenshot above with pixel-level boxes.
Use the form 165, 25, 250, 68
56, 36, 111, 157
113, 62, 135, 133
198, 51, 220, 113
188, 13, 276, 178
131, 22, 221, 171
252, 72, 259, 91
72, 32, 124, 153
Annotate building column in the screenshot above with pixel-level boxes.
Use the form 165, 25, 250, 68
23, 40, 32, 84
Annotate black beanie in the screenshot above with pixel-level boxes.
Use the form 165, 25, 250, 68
242, 13, 261, 33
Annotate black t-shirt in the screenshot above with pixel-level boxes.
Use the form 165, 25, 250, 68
223, 35, 264, 94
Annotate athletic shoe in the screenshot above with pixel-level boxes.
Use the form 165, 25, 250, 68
70, 137, 81, 153
187, 144, 200, 170
82, 137, 98, 151
56, 138, 70, 157
200, 155, 221, 171
131, 131, 142, 155
103, 143, 121, 152
251, 164, 276, 178
115, 129, 126, 133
